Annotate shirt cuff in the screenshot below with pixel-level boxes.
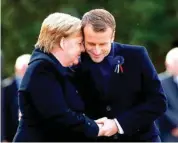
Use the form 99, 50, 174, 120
114, 118, 124, 134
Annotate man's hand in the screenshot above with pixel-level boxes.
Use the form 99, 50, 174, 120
97, 123, 104, 136
95, 117, 118, 137
96, 117, 107, 136
171, 127, 178, 137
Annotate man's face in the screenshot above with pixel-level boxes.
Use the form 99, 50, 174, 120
166, 59, 178, 76
83, 24, 114, 63
171, 60, 178, 76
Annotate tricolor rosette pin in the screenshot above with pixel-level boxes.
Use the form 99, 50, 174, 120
114, 56, 124, 74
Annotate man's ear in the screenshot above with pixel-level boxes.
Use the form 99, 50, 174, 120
60, 37, 65, 50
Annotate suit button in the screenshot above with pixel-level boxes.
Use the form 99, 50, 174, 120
106, 105, 111, 111
88, 122, 91, 125
76, 90, 78, 93
137, 129, 140, 132
113, 134, 118, 139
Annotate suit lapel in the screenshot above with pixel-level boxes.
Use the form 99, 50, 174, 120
106, 56, 125, 99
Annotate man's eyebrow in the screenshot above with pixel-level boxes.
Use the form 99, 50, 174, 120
100, 42, 108, 44
87, 42, 96, 44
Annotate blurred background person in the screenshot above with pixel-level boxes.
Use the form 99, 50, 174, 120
1, 54, 31, 142
158, 47, 178, 142
1, 49, 4, 78
1, 49, 5, 142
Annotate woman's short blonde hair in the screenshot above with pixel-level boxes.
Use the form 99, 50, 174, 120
35, 12, 81, 53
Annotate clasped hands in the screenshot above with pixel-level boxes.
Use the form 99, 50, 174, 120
95, 117, 118, 137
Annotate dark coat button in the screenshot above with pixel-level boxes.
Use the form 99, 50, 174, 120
106, 105, 111, 111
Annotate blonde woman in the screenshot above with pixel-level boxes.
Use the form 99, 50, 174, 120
13, 12, 103, 142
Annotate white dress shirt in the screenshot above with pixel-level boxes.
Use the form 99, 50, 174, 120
114, 118, 124, 134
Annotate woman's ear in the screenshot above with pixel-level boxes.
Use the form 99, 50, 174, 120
60, 37, 65, 50
111, 31, 115, 42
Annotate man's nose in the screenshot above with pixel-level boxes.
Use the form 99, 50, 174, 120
93, 45, 101, 55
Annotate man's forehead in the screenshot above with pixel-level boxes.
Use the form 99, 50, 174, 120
84, 33, 113, 44
85, 24, 112, 32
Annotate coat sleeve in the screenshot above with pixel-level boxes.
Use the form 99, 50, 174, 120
164, 102, 178, 127
116, 47, 167, 135
27, 63, 99, 138
158, 78, 178, 131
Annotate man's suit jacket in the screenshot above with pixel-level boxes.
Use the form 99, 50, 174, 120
13, 48, 99, 142
157, 73, 178, 141
74, 42, 167, 141
1, 77, 19, 141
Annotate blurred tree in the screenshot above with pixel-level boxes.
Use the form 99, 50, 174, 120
2, 0, 178, 76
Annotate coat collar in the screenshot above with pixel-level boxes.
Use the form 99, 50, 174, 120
29, 47, 68, 76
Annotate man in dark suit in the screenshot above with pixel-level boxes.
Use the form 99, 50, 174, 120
158, 47, 178, 142
73, 9, 167, 142
1, 54, 31, 142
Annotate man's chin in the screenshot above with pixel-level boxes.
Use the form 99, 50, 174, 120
73, 60, 79, 65
90, 57, 104, 63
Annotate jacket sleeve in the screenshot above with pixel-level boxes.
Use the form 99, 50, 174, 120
27, 63, 99, 138
116, 47, 167, 135
160, 109, 178, 131
161, 78, 178, 128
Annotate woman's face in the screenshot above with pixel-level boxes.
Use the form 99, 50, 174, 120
63, 32, 84, 66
